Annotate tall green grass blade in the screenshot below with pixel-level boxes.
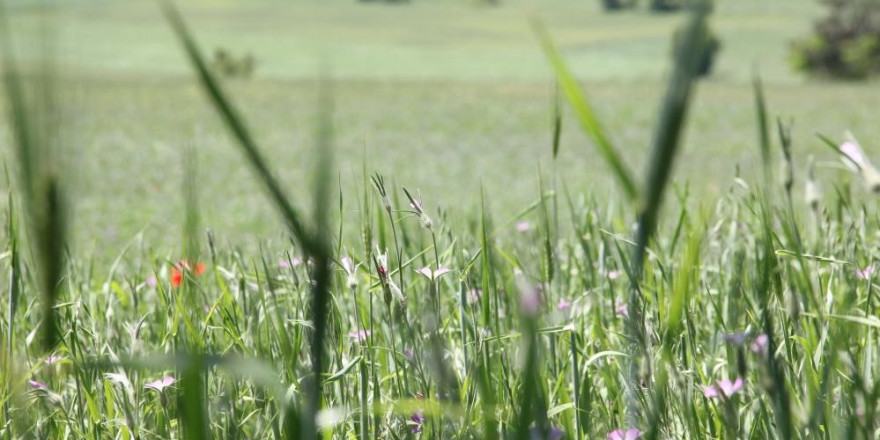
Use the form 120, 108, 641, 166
179, 354, 209, 440
551, 83, 562, 160
625, 0, 713, 427
303, 75, 336, 440
183, 144, 200, 266
753, 73, 772, 185
161, 4, 334, 439
532, 19, 639, 202
0, 7, 66, 353
158, 0, 312, 251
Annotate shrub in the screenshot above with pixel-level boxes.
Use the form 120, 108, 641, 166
790, 0, 880, 79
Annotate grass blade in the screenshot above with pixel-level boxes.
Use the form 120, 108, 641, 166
753, 73, 772, 185
158, 0, 311, 250
626, 0, 713, 428
551, 83, 562, 160
532, 18, 639, 202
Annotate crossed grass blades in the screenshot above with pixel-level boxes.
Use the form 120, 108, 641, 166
5, 1, 880, 439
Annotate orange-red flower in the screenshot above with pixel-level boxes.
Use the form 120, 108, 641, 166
170, 261, 206, 288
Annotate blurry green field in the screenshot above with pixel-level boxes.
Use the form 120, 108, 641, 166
4, 0, 877, 259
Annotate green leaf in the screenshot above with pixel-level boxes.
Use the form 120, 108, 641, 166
532, 18, 639, 202
324, 356, 363, 384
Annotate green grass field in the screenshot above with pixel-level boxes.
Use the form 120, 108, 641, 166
5, 0, 876, 260
6, 1, 880, 439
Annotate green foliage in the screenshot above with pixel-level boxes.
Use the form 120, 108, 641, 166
6, 1, 880, 439
791, 0, 880, 79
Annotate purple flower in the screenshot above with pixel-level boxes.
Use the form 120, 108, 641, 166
704, 378, 744, 399
516, 221, 532, 232
349, 330, 371, 342
144, 376, 176, 393
557, 299, 573, 310
415, 266, 452, 281
45, 354, 63, 366
404, 349, 415, 361
145, 276, 157, 287
750, 334, 769, 354
615, 303, 628, 318
28, 380, 48, 391
530, 426, 564, 440
855, 265, 875, 280
410, 409, 424, 434
608, 428, 642, 440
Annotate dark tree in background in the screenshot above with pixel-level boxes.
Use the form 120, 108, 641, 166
650, 0, 685, 12
791, 0, 880, 79
599, 0, 687, 13
601, 0, 637, 11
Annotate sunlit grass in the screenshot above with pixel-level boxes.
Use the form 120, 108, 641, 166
3, 1, 880, 439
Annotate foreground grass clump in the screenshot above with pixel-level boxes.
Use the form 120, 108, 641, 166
3, 157, 880, 439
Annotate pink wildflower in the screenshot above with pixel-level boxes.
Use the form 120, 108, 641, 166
840, 140, 867, 169
750, 334, 769, 354
856, 265, 875, 280
608, 428, 643, 440
704, 378, 744, 399
349, 330, 371, 342
144, 376, 176, 393
28, 380, 48, 391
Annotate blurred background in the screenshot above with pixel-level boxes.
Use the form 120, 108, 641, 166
3, 0, 877, 260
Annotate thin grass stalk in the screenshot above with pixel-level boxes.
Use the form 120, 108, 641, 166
157, 0, 312, 250
569, 329, 582, 440
160, 4, 334, 439
531, 19, 639, 203
625, 0, 713, 428
0, 0, 66, 354
370, 174, 409, 396
3, 191, 18, 428
304, 76, 335, 440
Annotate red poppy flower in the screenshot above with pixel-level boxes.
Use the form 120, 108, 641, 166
170, 261, 206, 288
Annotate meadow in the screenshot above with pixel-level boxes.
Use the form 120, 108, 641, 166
4, 0, 880, 439
4, 0, 879, 258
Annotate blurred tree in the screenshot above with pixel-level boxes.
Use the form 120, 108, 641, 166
791, 0, 880, 79
599, 0, 637, 11
650, 0, 684, 12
